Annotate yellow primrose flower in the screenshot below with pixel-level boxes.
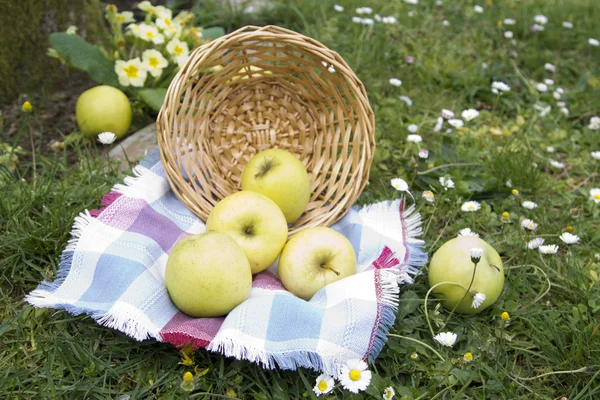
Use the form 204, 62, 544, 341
156, 15, 182, 38
66, 25, 78, 35
142, 49, 168, 78
501, 311, 510, 321
463, 352, 473, 362
139, 23, 165, 45
115, 58, 147, 87
138, 1, 156, 14
22, 101, 32, 112
166, 38, 190, 67
115, 11, 135, 24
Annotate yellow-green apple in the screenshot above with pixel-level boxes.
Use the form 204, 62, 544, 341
241, 148, 311, 223
428, 236, 504, 314
278, 227, 356, 300
165, 232, 252, 317
76, 85, 132, 138
206, 191, 288, 274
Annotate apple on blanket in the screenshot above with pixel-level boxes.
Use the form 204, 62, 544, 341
165, 148, 357, 317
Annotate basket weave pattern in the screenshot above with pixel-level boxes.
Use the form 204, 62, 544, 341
157, 25, 375, 235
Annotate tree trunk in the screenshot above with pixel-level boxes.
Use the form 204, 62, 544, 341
0, 0, 105, 104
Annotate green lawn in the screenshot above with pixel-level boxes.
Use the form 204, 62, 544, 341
2, 0, 600, 398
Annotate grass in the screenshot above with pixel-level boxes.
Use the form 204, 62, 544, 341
2, 0, 600, 398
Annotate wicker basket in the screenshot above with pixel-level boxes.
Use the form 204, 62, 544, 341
157, 25, 375, 235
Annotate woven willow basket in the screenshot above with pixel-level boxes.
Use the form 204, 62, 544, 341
157, 25, 375, 235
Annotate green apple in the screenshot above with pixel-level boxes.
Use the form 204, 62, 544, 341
278, 227, 356, 300
428, 236, 504, 314
76, 85, 132, 138
206, 191, 288, 274
241, 148, 311, 223
165, 232, 252, 317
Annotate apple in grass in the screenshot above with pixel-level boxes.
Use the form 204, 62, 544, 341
241, 148, 311, 223
165, 232, 252, 317
278, 227, 356, 300
428, 236, 504, 314
206, 191, 288, 274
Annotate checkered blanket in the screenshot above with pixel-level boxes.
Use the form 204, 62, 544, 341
26, 148, 426, 375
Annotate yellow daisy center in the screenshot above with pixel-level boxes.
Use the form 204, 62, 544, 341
349, 369, 361, 381
123, 64, 139, 78
468, 205, 475, 210
594, 194, 600, 200
148, 57, 160, 68
174, 45, 183, 57
501, 311, 510, 320
464, 352, 473, 361
317, 380, 327, 391
183, 372, 193, 382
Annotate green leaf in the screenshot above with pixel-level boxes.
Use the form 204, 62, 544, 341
398, 290, 421, 319
49, 33, 118, 86
201, 27, 225, 41
139, 88, 167, 112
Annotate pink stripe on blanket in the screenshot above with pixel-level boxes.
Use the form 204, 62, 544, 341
160, 312, 225, 349
89, 192, 122, 217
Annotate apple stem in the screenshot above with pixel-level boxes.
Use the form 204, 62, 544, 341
490, 264, 501, 272
322, 265, 341, 276
439, 262, 478, 331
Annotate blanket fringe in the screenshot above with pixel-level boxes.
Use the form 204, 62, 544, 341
111, 165, 149, 195
368, 269, 400, 362
93, 301, 160, 342
207, 331, 351, 376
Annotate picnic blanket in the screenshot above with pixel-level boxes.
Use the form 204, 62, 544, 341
26, 148, 426, 376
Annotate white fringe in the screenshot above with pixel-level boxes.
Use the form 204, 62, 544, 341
93, 301, 161, 342
111, 165, 149, 195
64, 210, 94, 252
379, 269, 401, 308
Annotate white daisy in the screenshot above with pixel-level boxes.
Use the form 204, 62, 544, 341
433, 117, 444, 132
534, 104, 551, 117
391, 178, 409, 192
589, 38, 600, 47
434, 332, 457, 347
399, 95, 413, 107
492, 81, 511, 93
553, 91, 561, 100
521, 219, 538, 230
544, 63, 556, 72
461, 201, 481, 212
97, 132, 116, 145
115, 58, 147, 87
422, 191, 435, 202
532, 24, 545, 32
539, 244, 559, 254
474, 5, 483, 13
472, 292, 486, 309
439, 176, 455, 190
535, 82, 548, 92
448, 119, 464, 128
408, 124, 418, 133
534, 15, 548, 25
482, 62, 488, 69
550, 160, 565, 169
339, 359, 372, 394
546, 146, 555, 153
313, 374, 334, 396
408, 11, 414, 17
404, 0, 419, 4
527, 238, 544, 249
589, 116, 600, 130
142, 49, 169, 78
383, 386, 395, 400
360, 18, 374, 25
589, 188, 600, 204
407, 134, 422, 143
470, 247, 484, 261
441, 109, 455, 119
560, 107, 569, 116
352, 16, 362, 23
504, 18, 516, 25
522, 201, 538, 209
374, 14, 383, 22
458, 228, 479, 237
461, 109, 479, 121
334, 4, 344, 12
544, 79, 554, 86
442, 20, 450, 26
559, 232, 580, 245
382, 16, 398, 24
436, 0, 443, 5
389, 78, 402, 87
504, 31, 513, 39
562, 21, 573, 29
356, 7, 372, 14
591, 151, 600, 160
418, 149, 429, 159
